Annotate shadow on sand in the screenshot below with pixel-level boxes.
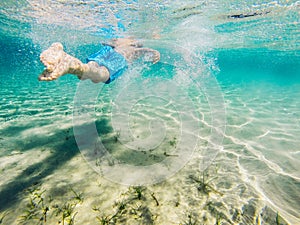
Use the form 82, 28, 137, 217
0, 118, 112, 212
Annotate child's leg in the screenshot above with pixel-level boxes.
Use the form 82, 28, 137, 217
39, 42, 110, 83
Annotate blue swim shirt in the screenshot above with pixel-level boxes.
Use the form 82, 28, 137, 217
86, 45, 128, 84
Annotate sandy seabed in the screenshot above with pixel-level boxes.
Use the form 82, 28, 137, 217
1, 84, 296, 224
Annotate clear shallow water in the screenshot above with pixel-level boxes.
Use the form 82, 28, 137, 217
1, 0, 300, 224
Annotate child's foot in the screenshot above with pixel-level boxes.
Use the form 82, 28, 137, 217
38, 42, 85, 81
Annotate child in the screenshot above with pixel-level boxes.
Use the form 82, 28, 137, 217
38, 38, 160, 83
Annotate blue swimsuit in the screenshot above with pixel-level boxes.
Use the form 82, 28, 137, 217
87, 45, 128, 84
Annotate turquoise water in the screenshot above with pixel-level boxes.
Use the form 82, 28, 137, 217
1, 1, 300, 224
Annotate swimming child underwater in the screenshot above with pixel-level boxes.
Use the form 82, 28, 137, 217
38, 38, 160, 83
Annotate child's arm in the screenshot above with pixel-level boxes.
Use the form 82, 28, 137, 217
133, 48, 160, 64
